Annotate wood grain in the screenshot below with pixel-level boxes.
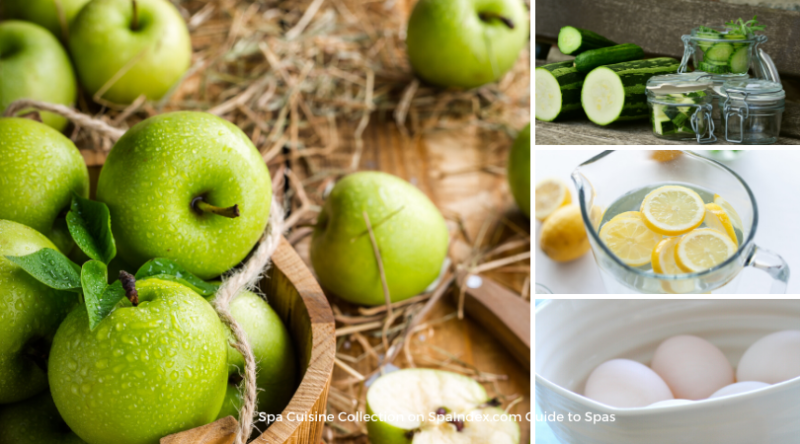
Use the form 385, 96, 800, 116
535, 0, 800, 76
535, 119, 800, 145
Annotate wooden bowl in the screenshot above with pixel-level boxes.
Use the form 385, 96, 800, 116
161, 237, 335, 444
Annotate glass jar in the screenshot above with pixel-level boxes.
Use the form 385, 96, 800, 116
678, 28, 767, 78
721, 79, 784, 145
646, 73, 715, 143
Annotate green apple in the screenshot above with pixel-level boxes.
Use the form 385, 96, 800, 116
207, 290, 297, 420
0, 21, 77, 130
49, 278, 229, 444
96, 111, 272, 280
507, 123, 530, 217
310, 172, 449, 306
68, 0, 191, 104
406, 0, 529, 89
0, 118, 90, 253
0, 392, 86, 444
366, 369, 520, 444
1, 0, 91, 40
0, 219, 78, 404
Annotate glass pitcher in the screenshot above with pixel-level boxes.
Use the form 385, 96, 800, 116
571, 151, 789, 294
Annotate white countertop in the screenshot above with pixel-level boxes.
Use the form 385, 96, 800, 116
534, 150, 800, 294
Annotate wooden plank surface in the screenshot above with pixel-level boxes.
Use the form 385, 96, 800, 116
535, 0, 800, 76
535, 119, 800, 145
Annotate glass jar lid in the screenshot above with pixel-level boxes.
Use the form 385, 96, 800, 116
647, 73, 713, 94
721, 79, 785, 102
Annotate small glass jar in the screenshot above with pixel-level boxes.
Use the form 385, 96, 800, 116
646, 73, 715, 143
679, 28, 767, 78
721, 79, 784, 145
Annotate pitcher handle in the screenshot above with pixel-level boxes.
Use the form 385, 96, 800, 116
747, 245, 790, 294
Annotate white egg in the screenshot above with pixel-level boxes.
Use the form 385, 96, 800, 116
651, 335, 734, 400
709, 381, 770, 399
584, 359, 673, 408
737, 330, 800, 384
647, 399, 694, 408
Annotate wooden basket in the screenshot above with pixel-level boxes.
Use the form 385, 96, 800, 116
160, 237, 335, 444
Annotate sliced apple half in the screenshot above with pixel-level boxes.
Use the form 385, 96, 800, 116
365, 369, 520, 444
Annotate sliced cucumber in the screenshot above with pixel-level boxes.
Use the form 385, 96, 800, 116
724, 33, 747, 49
696, 27, 721, 51
698, 61, 729, 74
653, 114, 677, 135
558, 26, 617, 55
729, 46, 749, 74
535, 61, 585, 121
704, 43, 734, 62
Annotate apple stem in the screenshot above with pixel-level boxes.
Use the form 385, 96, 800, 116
481, 397, 502, 408
478, 12, 515, 29
192, 197, 240, 218
448, 419, 465, 432
131, 0, 139, 31
120, 271, 139, 306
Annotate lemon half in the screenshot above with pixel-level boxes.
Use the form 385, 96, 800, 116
535, 178, 571, 221
599, 217, 662, 267
675, 228, 737, 273
640, 185, 705, 236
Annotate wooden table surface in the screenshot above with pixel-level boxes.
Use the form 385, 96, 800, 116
290, 120, 532, 443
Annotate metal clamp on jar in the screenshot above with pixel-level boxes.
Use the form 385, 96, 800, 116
721, 79, 785, 145
646, 73, 716, 143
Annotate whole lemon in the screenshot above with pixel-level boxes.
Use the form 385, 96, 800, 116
540, 204, 590, 262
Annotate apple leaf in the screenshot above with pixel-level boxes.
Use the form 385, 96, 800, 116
81, 260, 126, 330
66, 194, 116, 265
5, 248, 82, 291
135, 258, 219, 296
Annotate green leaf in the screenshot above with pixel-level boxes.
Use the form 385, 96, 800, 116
5, 248, 82, 291
81, 260, 126, 330
135, 258, 219, 296
66, 194, 116, 264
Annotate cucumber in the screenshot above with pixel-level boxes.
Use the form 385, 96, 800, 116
696, 27, 721, 51
704, 43, 734, 62
699, 61, 729, 74
574, 44, 644, 73
653, 113, 677, 136
724, 33, 747, 49
729, 46, 749, 73
581, 58, 680, 126
535, 61, 585, 121
558, 26, 617, 55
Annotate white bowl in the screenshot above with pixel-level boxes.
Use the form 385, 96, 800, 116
535, 300, 800, 444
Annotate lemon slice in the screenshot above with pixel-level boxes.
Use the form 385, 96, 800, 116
703, 203, 738, 247
640, 185, 705, 236
610, 211, 642, 222
599, 218, 663, 267
535, 178, 571, 221
713, 193, 744, 233
651, 237, 684, 275
675, 228, 737, 273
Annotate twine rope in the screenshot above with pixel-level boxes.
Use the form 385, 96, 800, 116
3, 98, 282, 444
2, 99, 126, 140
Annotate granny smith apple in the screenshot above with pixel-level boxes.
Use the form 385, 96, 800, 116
0, 219, 78, 404
0, 392, 86, 444
0, 118, 90, 253
49, 277, 229, 444
96, 111, 272, 280
406, 0, 529, 89
207, 289, 297, 420
0, 21, 77, 130
366, 369, 520, 444
1, 0, 91, 40
507, 123, 530, 218
68, 0, 191, 104
310, 172, 449, 306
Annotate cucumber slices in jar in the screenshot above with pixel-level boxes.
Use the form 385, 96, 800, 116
651, 92, 707, 138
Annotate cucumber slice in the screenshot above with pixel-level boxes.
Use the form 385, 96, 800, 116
557, 26, 617, 55
729, 46, 749, 74
705, 43, 734, 62
724, 33, 747, 49
535, 61, 585, 121
672, 112, 689, 129
654, 116, 677, 135
696, 28, 721, 51
698, 61, 729, 74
